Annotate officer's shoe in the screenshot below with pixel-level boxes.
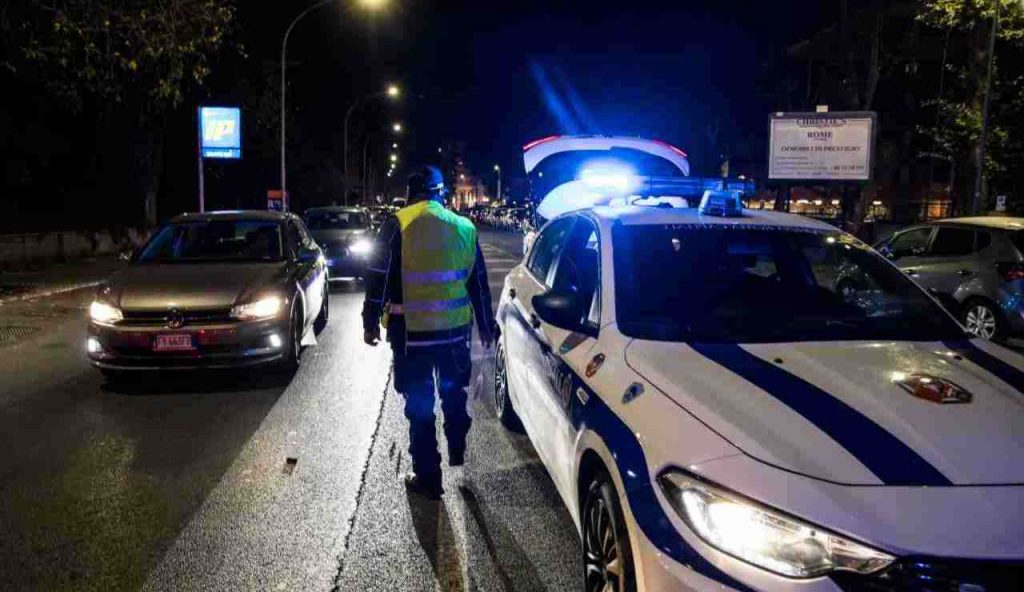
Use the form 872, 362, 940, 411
403, 472, 443, 500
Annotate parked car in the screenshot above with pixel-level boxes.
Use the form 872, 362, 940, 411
304, 206, 374, 279
87, 210, 328, 375
875, 217, 1024, 341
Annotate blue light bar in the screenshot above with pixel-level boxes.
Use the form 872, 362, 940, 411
699, 190, 744, 217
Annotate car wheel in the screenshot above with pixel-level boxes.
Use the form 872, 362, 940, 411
494, 340, 523, 432
314, 283, 329, 333
582, 471, 636, 592
280, 300, 303, 371
962, 299, 1004, 341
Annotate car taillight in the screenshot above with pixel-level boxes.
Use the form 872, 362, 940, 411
997, 262, 1024, 282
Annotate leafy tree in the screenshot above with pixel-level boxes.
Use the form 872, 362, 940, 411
914, 0, 1024, 213
5, 0, 238, 226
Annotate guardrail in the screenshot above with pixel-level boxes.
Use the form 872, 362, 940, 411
0, 229, 150, 269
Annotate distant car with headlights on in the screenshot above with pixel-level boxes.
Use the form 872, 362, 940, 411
87, 210, 328, 376
495, 138, 1024, 591
303, 206, 374, 279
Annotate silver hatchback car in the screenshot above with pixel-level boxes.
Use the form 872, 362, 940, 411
875, 217, 1024, 341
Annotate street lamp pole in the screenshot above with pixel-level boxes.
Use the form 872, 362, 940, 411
494, 164, 502, 204
281, 0, 334, 209
343, 88, 398, 205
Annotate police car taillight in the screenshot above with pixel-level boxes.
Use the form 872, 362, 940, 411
698, 189, 744, 217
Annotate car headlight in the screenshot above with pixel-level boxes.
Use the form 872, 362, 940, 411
230, 295, 283, 321
659, 471, 895, 578
349, 239, 372, 256
89, 300, 123, 324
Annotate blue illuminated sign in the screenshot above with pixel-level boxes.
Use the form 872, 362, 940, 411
200, 106, 241, 159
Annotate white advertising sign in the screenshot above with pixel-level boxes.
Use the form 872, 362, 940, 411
769, 113, 875, 181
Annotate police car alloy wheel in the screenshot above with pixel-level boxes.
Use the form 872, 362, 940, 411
493, 341, 522, 431
583, 473, 636, 592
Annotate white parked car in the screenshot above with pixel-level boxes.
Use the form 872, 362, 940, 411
495, 141, 1024, 591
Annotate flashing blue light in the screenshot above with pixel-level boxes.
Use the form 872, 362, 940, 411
579, 165, 637, 193
698, 189, 744, 217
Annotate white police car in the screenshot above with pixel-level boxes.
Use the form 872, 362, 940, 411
494, 139, 1024, 591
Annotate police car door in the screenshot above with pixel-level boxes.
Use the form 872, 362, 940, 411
504, 216, 576, 467
535, 218, 603, 504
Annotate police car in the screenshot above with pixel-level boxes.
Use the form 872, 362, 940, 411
494, 137, 1024, 591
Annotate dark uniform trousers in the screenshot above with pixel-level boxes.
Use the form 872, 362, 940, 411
393, 338, 472, 482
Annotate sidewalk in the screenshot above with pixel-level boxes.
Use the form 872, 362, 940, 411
0, 256, 125, 304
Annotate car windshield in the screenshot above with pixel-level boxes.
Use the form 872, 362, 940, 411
306, 210, 368, 230
137, 220, 283, 263
613, 225, 965, 343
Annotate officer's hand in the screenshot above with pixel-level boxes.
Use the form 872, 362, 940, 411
364, 327, 381, 346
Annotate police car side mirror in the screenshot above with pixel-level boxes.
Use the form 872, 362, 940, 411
532, 290, 593, 336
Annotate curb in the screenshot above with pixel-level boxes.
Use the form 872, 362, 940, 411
0, 280, 103, 306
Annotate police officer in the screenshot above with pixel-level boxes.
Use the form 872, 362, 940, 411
362, 165, 496, 500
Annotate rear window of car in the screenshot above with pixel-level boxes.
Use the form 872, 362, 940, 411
929, 227, 976, 256
1011, 231, 1024, 256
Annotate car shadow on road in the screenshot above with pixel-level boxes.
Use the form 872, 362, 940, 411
407, 488, 465, 592
101, 368, 294, 396
457, 484, 548, 592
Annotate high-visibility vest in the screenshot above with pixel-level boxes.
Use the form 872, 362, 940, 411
392, 200, 477, 335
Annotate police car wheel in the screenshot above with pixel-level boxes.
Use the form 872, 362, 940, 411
582, 473, 636, 592
494, 340, 523, 431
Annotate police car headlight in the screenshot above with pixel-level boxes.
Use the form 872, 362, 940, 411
230, 295, 283, 321
89, 300, 123, 324
659, 471, 895, 578
349, 239, 373, 256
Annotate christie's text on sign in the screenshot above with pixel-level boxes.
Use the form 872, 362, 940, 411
768, 113, 874, 181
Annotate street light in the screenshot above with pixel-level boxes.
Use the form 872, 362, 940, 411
343, 85, 401, 204
392, 142, 398, 149
494, 164, 502, 204
281, 0, 391, 208
392, 122, 403, 133
280, 0, 336, 207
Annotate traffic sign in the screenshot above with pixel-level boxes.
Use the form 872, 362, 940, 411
199, 107, 242, 159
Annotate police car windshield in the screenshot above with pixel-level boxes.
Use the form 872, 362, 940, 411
613, 226, 965, 343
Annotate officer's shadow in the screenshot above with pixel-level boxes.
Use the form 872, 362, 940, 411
407, 489, 465, 592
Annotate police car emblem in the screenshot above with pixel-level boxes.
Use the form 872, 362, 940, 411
894, 373, 972, 405
585, 353, 605, 378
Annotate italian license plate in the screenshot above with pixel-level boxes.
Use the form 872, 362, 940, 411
153, 333, 195, 352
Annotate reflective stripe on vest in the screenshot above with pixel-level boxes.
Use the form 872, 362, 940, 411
394, 201, 477, 334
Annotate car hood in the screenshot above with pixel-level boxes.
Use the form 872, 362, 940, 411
625, 339, 1024, 486
107, 262, 287, 311
310, 228, 369, 246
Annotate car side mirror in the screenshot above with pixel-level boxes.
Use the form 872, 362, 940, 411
297, 245, 319, 263
532, 290, 595, 337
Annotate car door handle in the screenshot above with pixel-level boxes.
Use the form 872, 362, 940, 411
508, 287, 516, 299
530, 313, 541, 329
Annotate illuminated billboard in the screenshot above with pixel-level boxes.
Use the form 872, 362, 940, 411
200, 106, 241, 159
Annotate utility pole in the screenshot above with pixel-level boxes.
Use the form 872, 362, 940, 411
973, 1, 1000, 215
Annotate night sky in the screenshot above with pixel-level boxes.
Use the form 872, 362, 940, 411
213, 0, 831, 198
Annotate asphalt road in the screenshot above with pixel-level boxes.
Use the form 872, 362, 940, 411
0, 229, 580, 592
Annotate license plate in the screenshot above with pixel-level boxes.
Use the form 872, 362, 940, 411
153, 333, 195, 352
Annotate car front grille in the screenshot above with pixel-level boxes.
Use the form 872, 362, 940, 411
833, 556, 1024, 591
119, 309, 235, 327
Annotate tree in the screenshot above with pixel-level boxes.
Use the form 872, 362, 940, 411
915, 0, 1024, 214
8, 0, 238, 225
